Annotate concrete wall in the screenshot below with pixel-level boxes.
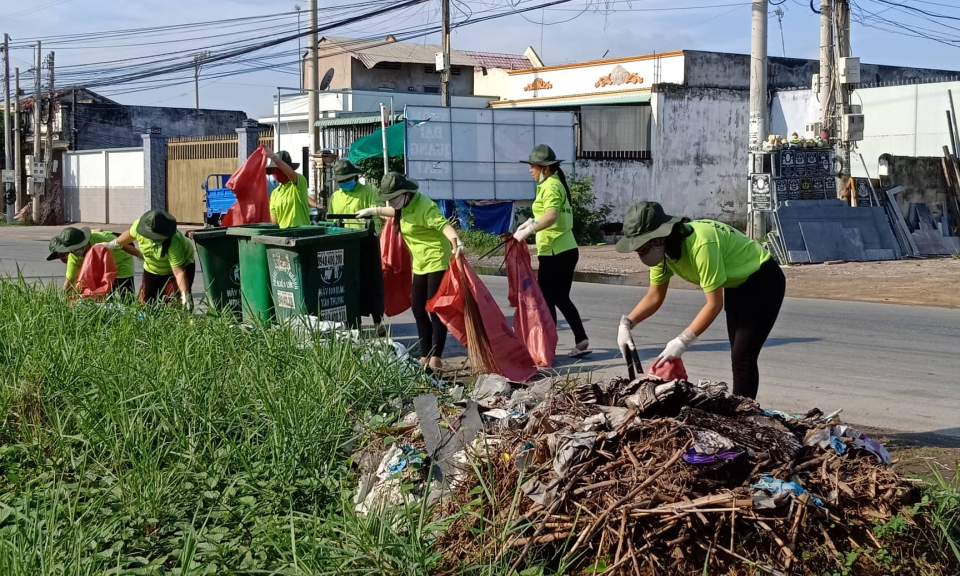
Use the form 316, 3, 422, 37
73, 103, 247, 150
684, 50, 960, 90
882, 155, 951, 222
310, 51, 354, 91
474, 67, 512, 100
580, 85, 750, 227
63, 148, 145, 224
349, 60, 473, 95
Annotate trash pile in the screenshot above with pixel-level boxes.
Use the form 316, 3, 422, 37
353, 371, 948, 575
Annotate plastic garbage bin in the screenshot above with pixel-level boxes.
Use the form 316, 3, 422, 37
225, 224, 280, 323
326, 216, 385, 323
252, 227, 367, 325
191, 227, 242, 316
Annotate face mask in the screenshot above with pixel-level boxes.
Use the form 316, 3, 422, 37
388, 193, 409, 211
537, 171, 547, 184
340, 180, 357, 191
639, 244, 666, 267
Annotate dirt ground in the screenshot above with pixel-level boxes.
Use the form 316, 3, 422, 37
859, 426, 960, 481
473, 245, 960, 309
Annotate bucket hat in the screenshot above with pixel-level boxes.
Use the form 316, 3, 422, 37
615, 202, 681, 253
333, 159, 363, 183
137, 210, 178, 242
267, 150, 300, 172
47, 227, 91, 260
377, 172, 419, 202
520, 144, 563, 167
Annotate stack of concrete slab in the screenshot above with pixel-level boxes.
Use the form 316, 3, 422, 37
770, 200, 900, 264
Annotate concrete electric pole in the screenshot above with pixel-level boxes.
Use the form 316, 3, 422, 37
818, 0, 833, 133
32, 42, 41, 219
440, 0, 451, 107
14, 67, 21, 212
308, 0, 319, 200
748, 0, 768, 239
44, 52, 54, 167
2, 34, 14, 222
193, 51, 209, 109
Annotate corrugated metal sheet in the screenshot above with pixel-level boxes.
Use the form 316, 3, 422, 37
314, 114, 402, 128
462, 51, 532, 71
320, 36, 478, 69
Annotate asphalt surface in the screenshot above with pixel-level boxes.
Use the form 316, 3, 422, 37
3, 225, 959, 438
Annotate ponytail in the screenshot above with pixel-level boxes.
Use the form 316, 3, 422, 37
664, 218, 694, 260
160, 236, 173, 258
553, 166, 573, 207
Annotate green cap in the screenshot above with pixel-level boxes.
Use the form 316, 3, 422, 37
47, 227, 91, 260
137, 209, 178, 242
615, 202, 681, 253
333, 159, 363, 182
520, 144, 562, 167
267, 150, 300, 172
377, 171, 419, 201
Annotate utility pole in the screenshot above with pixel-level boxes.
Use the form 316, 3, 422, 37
32, 42, 41, 219
44, 52, 54, 166
295, 5, 302, 90
818, 0, 833, 134
2, 33, 13, 222
193, 51, 209, 109
836, 0, 852, 186
308, 0, 319, 201
380, 103, 389, 178
14, 67, 21, 212
440, 0, 451, 107
748, 0, 768, 239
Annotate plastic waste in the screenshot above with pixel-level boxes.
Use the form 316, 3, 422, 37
504, 238, 557, 367
648, 357, 688, 381
380, 217, 413, 317
222, 145, 270, 226
751, 474, 824, 508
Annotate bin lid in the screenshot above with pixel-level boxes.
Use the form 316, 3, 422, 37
225, 223, 281, 238
251, 227, 367, 247
190, 227, 231, 240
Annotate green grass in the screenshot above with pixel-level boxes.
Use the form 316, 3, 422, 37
459, 229, 505, 257
0, 279, 440, 574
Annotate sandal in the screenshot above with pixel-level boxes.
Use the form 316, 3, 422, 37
567, 344, 592, 359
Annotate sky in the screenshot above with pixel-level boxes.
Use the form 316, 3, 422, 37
2, 0, 958, 119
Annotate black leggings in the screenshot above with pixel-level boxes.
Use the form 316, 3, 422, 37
724, 259, 786, 399
112, 276, 136, 297
411, 270, 448, 359
537, 248, 588, 344
140, 263, 196, 304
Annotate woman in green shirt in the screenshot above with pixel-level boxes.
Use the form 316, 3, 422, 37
514, 144, 590, 358
267, 149, 316, 228
47, 227, 141, 296
105, 210, 196, 309
615, 202, 786, 399
357, 172, 464, 372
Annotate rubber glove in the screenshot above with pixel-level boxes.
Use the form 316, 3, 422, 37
617, 315, 637, 361
513, 219, 535, 243
356, 207, 380, 218
98, 240, 121, 251
654, 329, 697, 368
451, 239, 466, 258
181, 291, 194, 313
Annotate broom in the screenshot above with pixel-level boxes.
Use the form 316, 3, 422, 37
456, 256, 500, 375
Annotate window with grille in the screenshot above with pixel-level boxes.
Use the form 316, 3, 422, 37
423, 85, 440, 94
578, 105, 652, 160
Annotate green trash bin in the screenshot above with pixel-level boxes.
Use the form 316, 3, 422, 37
252, 227, 367, 325
191, 227, 242, 316
225, 224, 280, 323
326, 216, 385, 323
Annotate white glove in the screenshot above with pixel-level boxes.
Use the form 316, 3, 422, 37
513, 219, 535, 243
452, 239, 466, 258
356, 207, 380, 218
181, 292, 194, 312
617, 315, 637, 360
654, 329, 697, 368
98, 240, 121, 251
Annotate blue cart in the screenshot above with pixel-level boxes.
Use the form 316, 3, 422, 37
203, 174, 236, 227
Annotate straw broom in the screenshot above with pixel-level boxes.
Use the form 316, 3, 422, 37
456, 256, 500, 375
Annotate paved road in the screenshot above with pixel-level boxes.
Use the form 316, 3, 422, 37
3, 225, 959, 438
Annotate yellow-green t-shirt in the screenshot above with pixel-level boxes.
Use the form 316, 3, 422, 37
649, 220, 772, 293
65, 230, 135, 282
130, 218, 195, 276
329, 183, 379, 230
399, 192, 451, 275
532, 174, 576, 256
269, 173, 311, 229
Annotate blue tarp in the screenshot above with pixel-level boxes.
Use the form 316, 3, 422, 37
438, 200, 514, 235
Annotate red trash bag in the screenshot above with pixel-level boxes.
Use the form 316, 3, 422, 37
380, 217, 412, 317
428, 257, 536, 382
648, 358, 689, 381
76, 245, 118, 299
504, 238, 557, 367
222, 146, 270, 226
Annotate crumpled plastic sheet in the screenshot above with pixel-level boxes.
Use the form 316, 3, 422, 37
682, 447, 743, 465
751, 474, 824, 509
521, 476, 560, 507
387, 445, 427, 474
805, 424, 891, 465
470, 374, 513, 408
689, 428, 736, 455
550, 431, 596, 475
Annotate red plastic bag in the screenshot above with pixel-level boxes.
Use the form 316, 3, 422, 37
648, 358, 689, 381
76, 245, 118, 298
504, 238, 557, 367
380, 217, 412, 317
222, 146, 270, 226
428, 257, 536, 382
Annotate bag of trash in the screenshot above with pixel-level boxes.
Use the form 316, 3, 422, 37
76, 244, 118, 298
504, 238, 557, 367
427, 257, 536, 382
380, 217, 412, 317
648, 357, 688, 381
222, 146, 270, 226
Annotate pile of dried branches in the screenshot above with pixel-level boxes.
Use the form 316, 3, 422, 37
435, 376, 949, 576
